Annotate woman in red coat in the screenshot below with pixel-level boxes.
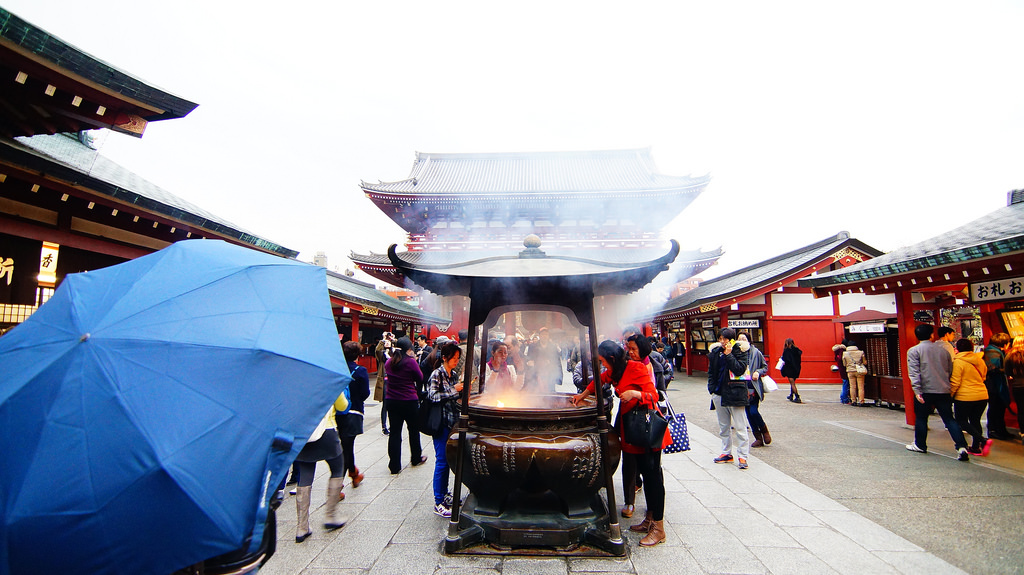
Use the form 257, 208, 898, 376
572, 340, 671, 546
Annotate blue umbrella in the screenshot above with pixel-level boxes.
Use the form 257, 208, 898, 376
0, 240, 350, 575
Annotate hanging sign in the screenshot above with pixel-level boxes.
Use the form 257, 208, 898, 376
38, 241, 59, 286
849, 323, 886, 333
701, 319, 714, 328
727, 319, 760, 328
969, 276, 1024, 303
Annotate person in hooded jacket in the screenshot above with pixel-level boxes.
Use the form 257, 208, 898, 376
951, 338, 991, 455
843, 343, 868, 406
708, 328, 751, 469
738, 333, 771, 447
983, 332, 1013, 440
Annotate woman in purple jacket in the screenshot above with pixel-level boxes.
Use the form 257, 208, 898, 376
384, 337, 428, 474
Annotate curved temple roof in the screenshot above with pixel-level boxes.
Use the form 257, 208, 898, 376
387, 239, 681, 301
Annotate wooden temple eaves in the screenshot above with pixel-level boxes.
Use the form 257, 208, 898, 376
0, 8, 198, 138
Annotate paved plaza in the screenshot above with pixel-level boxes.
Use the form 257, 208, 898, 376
261, 373, 1024, 575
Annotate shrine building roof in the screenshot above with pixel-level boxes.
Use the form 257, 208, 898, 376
3, 133, 296, 258
326, 270, 449, 324
1, 8, 198, 138
800, 192, 1024, 293
654, 232, 883, 318
361, 148, 710, 195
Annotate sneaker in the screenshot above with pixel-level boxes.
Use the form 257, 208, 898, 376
957, 447, 970, 462
713, 453, 734, 464
981, 439, 993, 457
382, 427, 390, 436
442, 491, 453, 508
433, 502, 452, 517
967, 446, 983, 455
738, 458, 748, 470
905, 443, 926, 453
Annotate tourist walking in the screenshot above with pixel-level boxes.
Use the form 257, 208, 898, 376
738, 333, 771, 447
781, 338, 803, 403
294, 393, 350, 543
950, 338, 990, 456
339, 341, 369, 489
425, 341, 464, 517
905, 324, 970, 461
708, 328, 751, 469
374, 332, 395, 435
571, 340, 670, 546
983, 333, 1013, 440
384, 336, 428, 474
843, 342, 868, 406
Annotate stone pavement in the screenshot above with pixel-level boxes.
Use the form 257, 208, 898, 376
260, 375, 978, 575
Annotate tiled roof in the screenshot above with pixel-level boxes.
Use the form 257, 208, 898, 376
0, 8, 197, 121
351, 246, 722, 268
657, 233, 883, 316
4, 134, 297, 258
361, 148, 710, 195
325, 270, 449, 324
801, 197, 1024, 288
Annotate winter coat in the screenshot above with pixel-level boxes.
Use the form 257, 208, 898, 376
373, 340, 388, 401
588, 361, 671, 454
707, 341, 750, 407
951, 351, 988, 402
743, 341, 768, 400
842, 346, 866, 374
781, 346, 802, 378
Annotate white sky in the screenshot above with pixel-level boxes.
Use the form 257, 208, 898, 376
6, 0, 1023, 287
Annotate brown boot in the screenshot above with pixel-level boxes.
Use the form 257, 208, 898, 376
639, 520, 666, 546
761, 425, 772, 445
295, 485, 312, 543
349, 467, 364, 488
629, 510, 653, 533
324, 477, 348, 530
750, 427, 764, 448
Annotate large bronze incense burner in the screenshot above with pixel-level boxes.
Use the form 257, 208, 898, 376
448, 395, 620, 546
388, 237, 679, 556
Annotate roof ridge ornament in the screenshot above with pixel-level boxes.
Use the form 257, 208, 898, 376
519, 234, 546, 259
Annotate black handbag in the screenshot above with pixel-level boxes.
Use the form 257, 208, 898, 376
622, 404, 668, 450
417, 399, 446, 437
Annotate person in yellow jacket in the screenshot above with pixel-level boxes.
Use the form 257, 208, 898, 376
951, 338, 991, 456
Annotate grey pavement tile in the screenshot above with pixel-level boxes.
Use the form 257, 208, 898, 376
747, 546, 838, 575
391, 510, 448, 544
438, 553, 502, 570
435, 569, 500, 575
568, 556, 636, 572
873, 550, 969, 575
309, 519, 402, 570
360, 488, 425, 520
679, 524, 769, 574
811, 510, 922, 552
627, 543, 706, 574
736, 493, 822, 528
685, 479, 751, 509
367, 542, 440, 575
663, 491, 719, 525
769, 482, 848, 512
299, 570, 364, 575
737, 458, 800, 484
260, 540, 322, 575
663, 457, 717, 482
783, 526, 899, 575
707, 507, 801, 548
502, 557, 569, 575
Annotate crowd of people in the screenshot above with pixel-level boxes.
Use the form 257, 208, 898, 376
287, 322, 1024, 547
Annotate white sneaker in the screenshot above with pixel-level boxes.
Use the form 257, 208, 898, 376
433, 503, 452, 517
905, 443, 926, 453
957, 447, 970, 462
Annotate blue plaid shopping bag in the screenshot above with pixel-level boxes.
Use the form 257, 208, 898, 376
662, 399, 690, 453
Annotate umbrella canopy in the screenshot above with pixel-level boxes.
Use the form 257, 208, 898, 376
0, 240, 350, 575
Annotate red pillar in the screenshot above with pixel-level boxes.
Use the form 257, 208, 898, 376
896, 289, 917, 425
350, 310, 360, 343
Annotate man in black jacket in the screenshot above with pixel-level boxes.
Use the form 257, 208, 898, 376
707, 328, 752, 469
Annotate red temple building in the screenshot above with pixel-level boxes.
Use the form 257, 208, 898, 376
351, 149, 723, 336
